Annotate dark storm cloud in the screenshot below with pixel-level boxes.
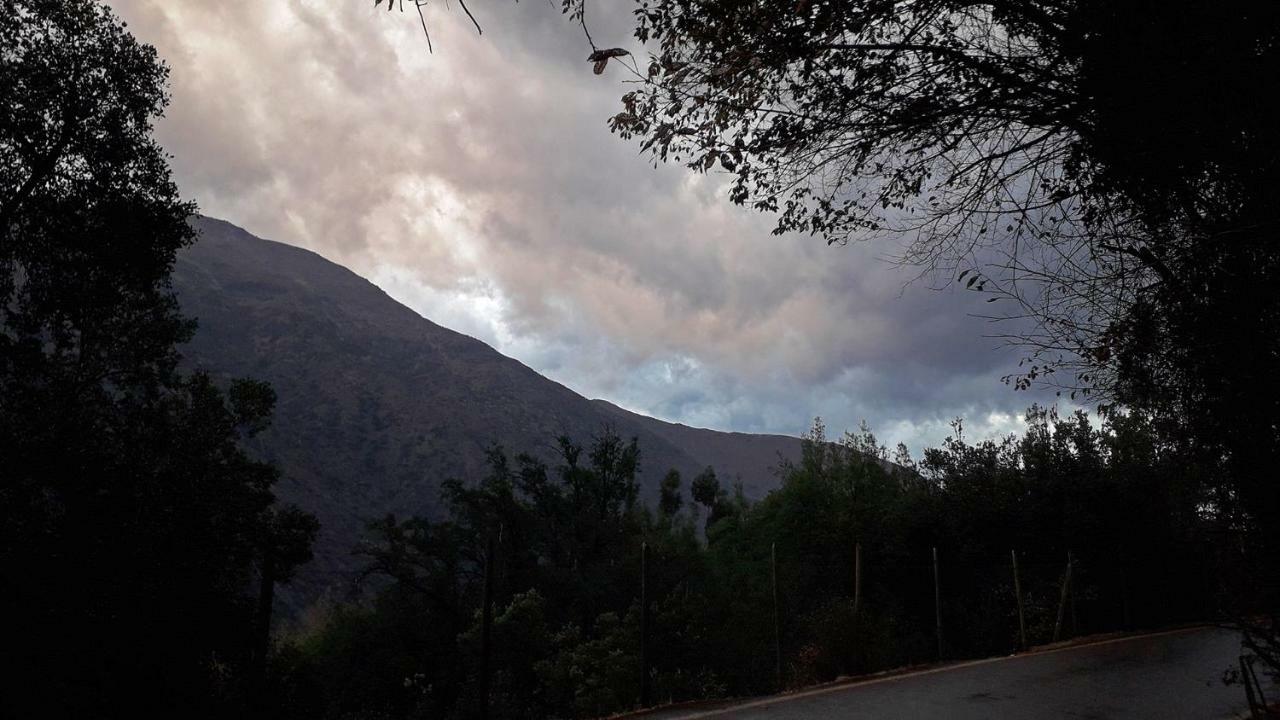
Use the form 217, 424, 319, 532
107, 0, 1063, 453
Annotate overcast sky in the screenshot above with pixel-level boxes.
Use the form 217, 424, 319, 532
107, 0, 1067, 455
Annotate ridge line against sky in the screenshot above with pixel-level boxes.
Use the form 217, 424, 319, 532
110, 0, 1068, 455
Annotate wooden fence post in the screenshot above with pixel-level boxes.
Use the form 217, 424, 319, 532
252, 543, 276, 707
1053, 550, 1073, 643
772, 542, 782, 691
853, 541, 862, 619
1119, 550, 1131, 630
1069, 549, 1079, 637
933, 546, 943, 661
1012, 549, 1027, 650
640, 541, 650, 708
480, 533, 495, 720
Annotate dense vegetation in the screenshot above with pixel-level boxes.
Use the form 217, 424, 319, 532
0, 3, 315, 716
387, 0, 1280, 688
601, 0, 1280, 610
270, 408, 1223, 719
3, 0, 1275, 716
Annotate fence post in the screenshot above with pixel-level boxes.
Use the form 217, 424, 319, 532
1053, 550, 1073, 643
1011, 549, 1027, 650
1119, 551, 1131, 630
933, 546, 943, 661
853, 541, 862, 619
1068, 550, 1079, 637
1201, 548, 1213, 621
640, 541, 650, 708
480, 533, 495, 720
252, 543, 276, 707
772, 542, 782, 691
1241, 654, 1269, 718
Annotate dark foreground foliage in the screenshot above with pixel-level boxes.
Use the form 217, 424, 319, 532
272, 409, 1229, 719
1, 3, 316, 716
383, 0, 1280, 687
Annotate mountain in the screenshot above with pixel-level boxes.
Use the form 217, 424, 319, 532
173, 216, 803, 607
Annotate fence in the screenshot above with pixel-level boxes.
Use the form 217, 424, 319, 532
469, 532, 1222, 716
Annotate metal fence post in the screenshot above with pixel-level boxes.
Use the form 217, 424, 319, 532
1012, 549, 1027, 650
853, 541, 862, 619
480, 533, 494, 720
1068, 550, 1078, 636
933, 546, 943, 661
253, 544, 276, 707
772, 542, 782, 691
1053, 550, 1073, 643
1118, 548, 1131, 630
640, 541, 650, 708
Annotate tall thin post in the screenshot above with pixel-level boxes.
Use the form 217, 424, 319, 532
933, 546, 943, 661
853, 542, 862, 619
1120, 551, 1131, 630
1053, 550, 1073, 643
1200, 549, 1213, 620
1241, 655, 1264, 718
480, 534, 495, 720
1068, 550, 1079, 636
772, 542, 782, 691
640, 541, 650, 708
1011, 549, 1027, 650
253, 545, 276, 706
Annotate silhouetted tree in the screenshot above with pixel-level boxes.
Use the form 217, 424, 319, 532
659, 468, 684, 517
280, 408, 1229, 718
378, 0, 1276, 392
379, 0, 1280, 649
689, 466, 719, 509
321, 429, 651, 719
692, 465, 736, 534
608, 1, 1278, 394
611, 5, 1280, 615
1, 2, 316, 715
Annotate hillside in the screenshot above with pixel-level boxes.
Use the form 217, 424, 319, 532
173, 217, 802, 606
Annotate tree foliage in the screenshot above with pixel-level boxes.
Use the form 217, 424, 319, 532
606, 3, 1280, 601
659, 468, 684, 516
1, 2, 317, 715
277, 411, 1223, 718
609, 1, 1279, 398
378, 0, 1280, 644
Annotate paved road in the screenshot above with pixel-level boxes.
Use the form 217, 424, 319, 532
649, 627, 1270, 719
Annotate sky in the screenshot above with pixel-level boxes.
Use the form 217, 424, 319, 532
107, 0, 1069, 456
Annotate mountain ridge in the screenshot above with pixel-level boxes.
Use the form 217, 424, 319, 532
173, 216, 803, 607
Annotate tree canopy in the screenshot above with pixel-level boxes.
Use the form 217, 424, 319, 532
272, 411, 1224, 718
1, 2, 316, 715
608, 0, 1280, 398
380, 0, 1280, 600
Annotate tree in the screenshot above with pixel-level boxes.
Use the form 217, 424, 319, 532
382, 0, 1280, 615
609, 0, 1274, 390
1, 2, 315, 715
335, 430, 654, 719
690, 466, 719, 508
606, 2, 1280, 574
659, 468, 684, 517
691, 465, 736, 534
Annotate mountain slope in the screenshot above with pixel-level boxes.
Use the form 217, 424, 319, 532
173, 217, 801, 606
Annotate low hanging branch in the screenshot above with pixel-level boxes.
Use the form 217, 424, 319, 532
370, 0, 1280, 412
374, 0, 483, 53
375, 0, 629, 77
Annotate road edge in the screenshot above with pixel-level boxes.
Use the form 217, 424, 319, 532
610, 624, 1226, 720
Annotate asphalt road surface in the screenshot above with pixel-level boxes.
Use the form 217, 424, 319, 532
648, 627, 1269, 719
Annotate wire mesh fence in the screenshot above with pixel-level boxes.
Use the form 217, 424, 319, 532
619, 537, 1221, 707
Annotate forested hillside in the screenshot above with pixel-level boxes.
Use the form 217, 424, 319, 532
174, 217, 806, 605
266, 409, 1224, 719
